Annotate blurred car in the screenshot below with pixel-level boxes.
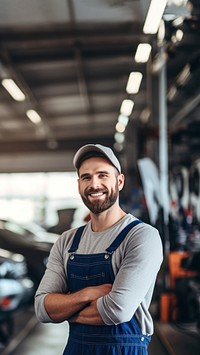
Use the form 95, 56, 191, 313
0, 219, 55, 289
0, 248, 34, 345
20, 221, 59, 244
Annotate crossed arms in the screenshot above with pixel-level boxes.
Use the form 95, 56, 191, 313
44, 283, 112, 325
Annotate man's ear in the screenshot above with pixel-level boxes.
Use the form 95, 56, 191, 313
118, 174, 125, 191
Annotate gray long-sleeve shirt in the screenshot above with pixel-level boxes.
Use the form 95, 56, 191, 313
35, 214, 163, 335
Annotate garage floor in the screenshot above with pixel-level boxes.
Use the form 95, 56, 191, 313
0, 307, 199, 355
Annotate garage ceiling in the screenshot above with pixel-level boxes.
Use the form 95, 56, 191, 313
0, 0, 199, 172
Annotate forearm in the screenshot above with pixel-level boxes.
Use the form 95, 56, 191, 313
44, 283, 112, 323
44, 290, 90, 323
69, 300, 105, 325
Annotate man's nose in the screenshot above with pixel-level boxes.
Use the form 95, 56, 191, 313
90, 176, 101, 188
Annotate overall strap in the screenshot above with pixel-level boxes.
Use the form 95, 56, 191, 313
106, 220, 142, 254
68, 225, 86, 253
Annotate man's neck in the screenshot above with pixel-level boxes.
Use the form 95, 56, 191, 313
90, 206, 126, 232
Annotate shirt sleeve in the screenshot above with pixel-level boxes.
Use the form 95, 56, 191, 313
34, 235, 69, 323
97, 223, 163, 325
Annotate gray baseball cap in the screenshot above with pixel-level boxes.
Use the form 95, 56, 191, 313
73, 144, 121, 173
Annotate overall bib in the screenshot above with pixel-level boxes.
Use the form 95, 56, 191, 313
63, 220, 151, 355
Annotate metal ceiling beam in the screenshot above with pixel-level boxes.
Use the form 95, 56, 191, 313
0, 29, 147, 51
0, 137, 114, 154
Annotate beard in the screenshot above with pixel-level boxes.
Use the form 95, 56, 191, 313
80, 181, 119, 214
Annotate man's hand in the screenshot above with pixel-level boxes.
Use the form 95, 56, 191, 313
83, 283, 112, 302
68, 284, 113, 325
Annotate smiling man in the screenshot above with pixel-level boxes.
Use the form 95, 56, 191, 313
35, 144, 163, 355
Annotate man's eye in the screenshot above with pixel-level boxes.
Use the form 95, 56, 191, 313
82, 176, 90, 180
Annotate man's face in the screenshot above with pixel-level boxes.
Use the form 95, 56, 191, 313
78, 157, 124, 214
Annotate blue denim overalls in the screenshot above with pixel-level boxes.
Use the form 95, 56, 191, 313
63, 220, 151, 355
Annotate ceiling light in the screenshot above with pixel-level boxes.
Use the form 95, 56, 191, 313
171, 35, 178, 44
158, 19, 165, 43
120, 99, 134, 116
175, 29, 183, 41
135, 43, 152, 63
171, 29, 183, 44
26, 109, 42, 124
115, 122, 126, 133
176, 64, 190, 86
1, 78, 26, 101
167, 0, 188, 5
152, 52, 167, 73
126, 72, 143, 94
167, 85, 177, 101
114, 132, 125, 144
118, 114, 129, 127
143, 0, 167, 34
172, 17, 184, 26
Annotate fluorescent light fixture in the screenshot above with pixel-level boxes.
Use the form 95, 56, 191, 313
151, 51, 167, 73
158, 19, 165, 42
115, 122, 126, 133
1, 78, 26, 101
175, 29, 184, 41
167, 85, 177, 101
114, 132, 125, 144
172, 17, 184, 27
135, 43, 152, 63
171, 30, 183, 44
143, 0, 167, 34
120, 99, 134, 116
118, 114, 129, 127
168, 0, 188, 5
126, 72, 143, 94
176, 64, 190, 86
26, 109, 42, 124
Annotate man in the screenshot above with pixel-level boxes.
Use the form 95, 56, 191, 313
35, 143, 163, 354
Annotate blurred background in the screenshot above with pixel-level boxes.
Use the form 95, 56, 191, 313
0, 0, 200, 354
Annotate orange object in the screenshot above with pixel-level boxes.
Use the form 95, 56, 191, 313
160, 252, 198, 323
160, 293, 177, 323
168, 251, 197, 289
